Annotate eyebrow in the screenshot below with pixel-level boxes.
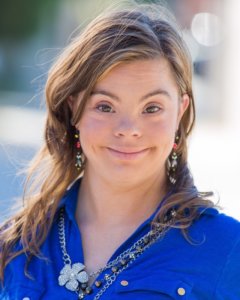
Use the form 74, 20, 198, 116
90, 88, 171, 102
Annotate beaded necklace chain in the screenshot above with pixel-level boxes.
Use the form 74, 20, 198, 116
57, 207, 176, 299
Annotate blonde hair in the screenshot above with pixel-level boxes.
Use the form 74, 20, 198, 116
0, 2, 215, 283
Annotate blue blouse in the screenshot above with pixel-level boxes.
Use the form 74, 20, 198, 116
1, 178, 240, 299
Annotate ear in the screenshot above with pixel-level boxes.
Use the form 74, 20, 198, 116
177, 93, 190, 128
67, 92, 84, 127
67, 95, 75, 112
68, 91, 85, 113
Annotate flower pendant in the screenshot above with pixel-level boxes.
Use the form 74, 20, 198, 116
58, 262, 89, 292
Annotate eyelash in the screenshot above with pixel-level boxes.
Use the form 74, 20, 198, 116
96, 104, 115, 113
95, 103, 162, 114
143, 105, 162, 114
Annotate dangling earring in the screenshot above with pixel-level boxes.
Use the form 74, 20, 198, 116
167, 134, 179, 185
74, 129, 83, 171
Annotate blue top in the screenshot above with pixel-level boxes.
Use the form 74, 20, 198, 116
1, 178, 240, 300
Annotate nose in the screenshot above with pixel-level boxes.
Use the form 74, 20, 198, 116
113, 116, 142, 138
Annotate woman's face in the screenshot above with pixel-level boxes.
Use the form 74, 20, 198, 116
71, 58, 189, 186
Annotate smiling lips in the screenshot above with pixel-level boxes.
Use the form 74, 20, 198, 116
107, 147, 149, 160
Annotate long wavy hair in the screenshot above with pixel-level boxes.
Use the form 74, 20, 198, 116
0, 2, 216, 283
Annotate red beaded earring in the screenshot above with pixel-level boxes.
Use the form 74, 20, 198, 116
74, 129, 83, 171
167, 134, 179, 185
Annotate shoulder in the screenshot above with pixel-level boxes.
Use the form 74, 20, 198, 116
193, 208, 240, 242
190, 208, 240, 298
167, 207, 240, 258
187, 207, 240, 254
0, 217, 60, 298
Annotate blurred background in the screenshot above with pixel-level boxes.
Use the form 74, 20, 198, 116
0, 0, 239, 222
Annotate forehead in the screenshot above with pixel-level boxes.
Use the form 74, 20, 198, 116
95, 57, 177, 89
92, 57, 179, 98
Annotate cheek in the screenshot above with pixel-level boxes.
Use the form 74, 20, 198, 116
148, 118, 177, 157
77, 116, 108, 148
149, 116, 177, 139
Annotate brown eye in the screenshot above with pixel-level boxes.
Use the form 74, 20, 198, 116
143, 105, 161, 114
96, 104, 114, 113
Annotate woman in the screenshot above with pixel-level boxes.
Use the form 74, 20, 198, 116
1, 3, 240, 300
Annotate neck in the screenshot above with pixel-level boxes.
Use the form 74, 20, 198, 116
75, 167, 167, 229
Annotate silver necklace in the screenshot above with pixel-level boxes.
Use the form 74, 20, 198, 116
57, 207, 176, 299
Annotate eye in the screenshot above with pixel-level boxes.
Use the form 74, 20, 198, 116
96, 103, 115, 113
143, 105, 162, 114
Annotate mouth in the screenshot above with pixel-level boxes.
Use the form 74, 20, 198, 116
106, 147, 150, 160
